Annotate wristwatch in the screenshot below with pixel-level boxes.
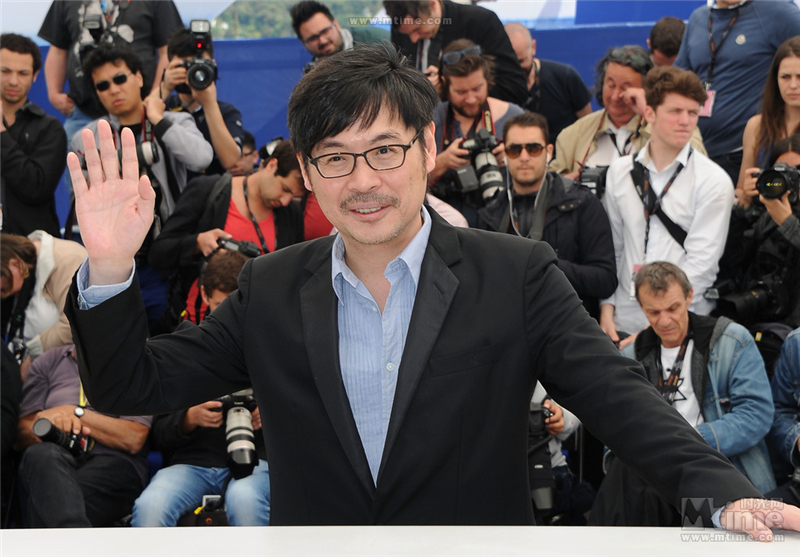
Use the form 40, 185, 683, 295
74, 406, 85, 418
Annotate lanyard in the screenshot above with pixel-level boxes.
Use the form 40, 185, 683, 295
242, 173, 270, 254
576, 111, 642, 170
705, 2, 746, 89
633, 149, 692, 255
442, 101, 495, 151
655, 327, 693, 406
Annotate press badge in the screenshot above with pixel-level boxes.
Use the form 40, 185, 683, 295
630, 264, 642, 300
699, 90, 716, 118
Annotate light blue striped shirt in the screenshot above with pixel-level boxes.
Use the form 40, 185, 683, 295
330, 206, 431, 483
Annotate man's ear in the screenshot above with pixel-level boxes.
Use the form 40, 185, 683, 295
423, 122, 437, 174
687, 288, 694, 307
531, 39, 537, 58
32, 70, 40, 83
296, 152, 313, 193
644, 104, 656, 126
200, 288, 210, 307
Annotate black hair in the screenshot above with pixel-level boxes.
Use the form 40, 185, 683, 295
167, 27, 214, 60
288, 42, 438, 160
82, 42, 144, 89
290, 1, 334, 38
0, 33, 42, 73
383, 1, 433, 21
768, 134, 800, 167
594, 45, 653, 106
503, 111, 550, 145
242, 130, 256, 151
649, 16, 686, 58
267, 139, 301, 177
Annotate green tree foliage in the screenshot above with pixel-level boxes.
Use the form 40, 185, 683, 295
212, 0, 386, 39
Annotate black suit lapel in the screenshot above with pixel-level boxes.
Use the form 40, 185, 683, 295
378, 211, 461, 482
300, 243, 375, 495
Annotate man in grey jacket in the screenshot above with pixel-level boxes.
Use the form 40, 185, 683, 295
71, 42, 212, 331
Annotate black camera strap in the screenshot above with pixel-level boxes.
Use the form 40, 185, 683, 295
705, 2, 747, 90
441, 101, 494, 151
5, 274, 35, 362
630, 148, 692, 253
655, 327, 693, 406
242, 173, 270, 255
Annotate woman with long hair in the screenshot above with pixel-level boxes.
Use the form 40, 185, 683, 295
736, 36, 800, 206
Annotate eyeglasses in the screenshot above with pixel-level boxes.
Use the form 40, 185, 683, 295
302, 23, 335, 45
241, 150, 256, 157
442, 45, 482, 65
308, 129, 423, 179
505, 142, 546, 159
94, 72, 133, 92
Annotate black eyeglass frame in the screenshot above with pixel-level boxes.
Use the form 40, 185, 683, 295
94, 72, 134, 92
505, 142, 546, 159
442, 45, 482, 65
307, 128, 424, 179
302, 23, 335, 45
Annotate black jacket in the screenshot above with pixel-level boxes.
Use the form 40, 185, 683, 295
390, 0, 528, 106
477, 173, 617, 318
0, 102, 66, 237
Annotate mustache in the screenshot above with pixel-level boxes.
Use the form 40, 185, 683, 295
340, 192, 399, 213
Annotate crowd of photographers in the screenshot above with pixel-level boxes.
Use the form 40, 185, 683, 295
3, 0, 800, 530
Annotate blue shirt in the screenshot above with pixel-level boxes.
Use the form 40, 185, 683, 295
330, 206, 431, 482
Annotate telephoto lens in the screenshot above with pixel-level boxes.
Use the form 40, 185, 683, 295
32, 418, 86, 457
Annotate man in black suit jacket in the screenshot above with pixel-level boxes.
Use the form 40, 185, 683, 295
64, 44, 799, 536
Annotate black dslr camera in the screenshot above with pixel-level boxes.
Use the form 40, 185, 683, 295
716, 272, 792, 325
116, 141, 159, 173
528, 401, 555, 517
78, 13, 104, 64
754, 162, 800, 204
33, 418, 91, 457
455, 128, 505, 201
212, 388, 258, 479
578, 165, 609, 199
177, 20, 217, 92
217, 237, 261, 258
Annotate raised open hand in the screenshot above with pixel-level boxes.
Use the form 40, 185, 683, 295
66, 119, 156, 285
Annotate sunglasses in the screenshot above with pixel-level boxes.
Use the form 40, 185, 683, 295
94, 72, 133, 92
442, 45, 482, 65
505, 142, 546, 159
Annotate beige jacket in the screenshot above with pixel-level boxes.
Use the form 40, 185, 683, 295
550, 109, 707, 175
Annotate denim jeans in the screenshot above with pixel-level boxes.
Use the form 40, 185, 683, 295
131, 459, 271, 526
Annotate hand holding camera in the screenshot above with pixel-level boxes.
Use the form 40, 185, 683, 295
182, 400, 225, 433
436, 137, 470, 171
196, 228, 232, 257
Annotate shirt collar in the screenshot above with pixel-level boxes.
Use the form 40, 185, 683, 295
636, 139, 693, 174
331, 205, 432, 301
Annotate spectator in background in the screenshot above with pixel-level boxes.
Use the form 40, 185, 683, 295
551, 45, 705, 180
148, 140, 306, 327
477, 111, 616, 321
600, 66, 732, 345
73, 42, 213, 332
37, 0, 183, 142
290, 0, 389, 73
15, 344, 152, 527
231, 130, 259, 176
768, 326, 800, 506
1, 232, 86, 381
159, 26, 246, 179
0, 33, 65, 238
736, 37, 800, 197
385, 0, 528, 106
504, 23, 592, 143
675, 0, 800, 186
429, 39, 522, 227
132, 249, 271, 528
648, 16, 685, 67
592, 262, 775, 525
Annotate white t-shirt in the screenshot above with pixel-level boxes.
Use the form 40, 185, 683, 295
660, 341, 704, 427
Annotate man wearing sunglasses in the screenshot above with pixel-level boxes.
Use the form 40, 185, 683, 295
290, 1, 388, 71
477, 111, 616, 321
71, 42, 212, 332
64, 44, 800, 537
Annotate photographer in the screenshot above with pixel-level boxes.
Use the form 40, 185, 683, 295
132, 250, 270, 527
722, 135, 800, 330
37, 0, 182, 141
429, 39, 522, 227
15, 345, 152, 527
158, 24, 245, 179
148, 140, 305, 327
71, 42, 213, 331
768, 326, 800, 506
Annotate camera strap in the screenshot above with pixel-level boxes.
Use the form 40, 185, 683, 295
705, 2, 746, 90
242, 173, 270, 255
630, 149, 692, 253
577, 111, 642, 171
5, 274, 35, 363
655, 327, 693, 406
441, 101, 494, 151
